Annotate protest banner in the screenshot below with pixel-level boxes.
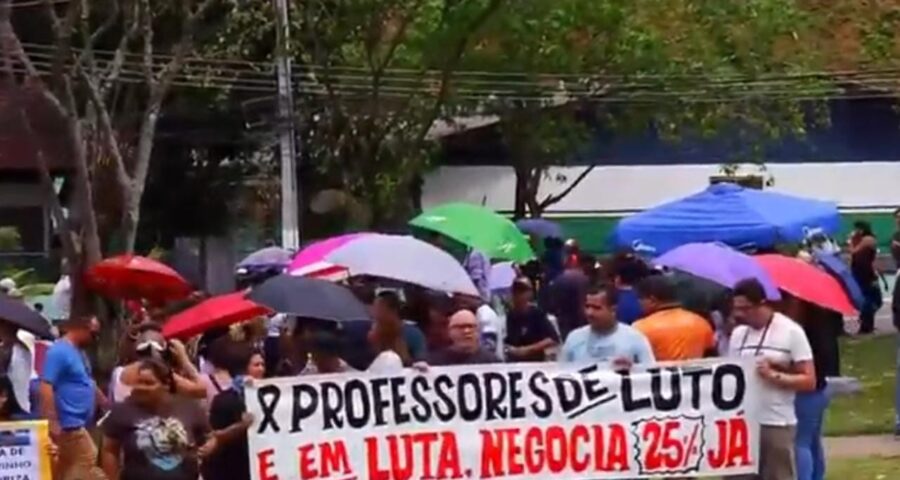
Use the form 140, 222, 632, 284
0, 420, 53, 480
247, 358, 760, 480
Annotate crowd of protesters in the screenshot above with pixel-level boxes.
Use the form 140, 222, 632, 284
0, 229, 875, 480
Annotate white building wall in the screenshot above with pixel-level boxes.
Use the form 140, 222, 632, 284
422, 162, 900, 214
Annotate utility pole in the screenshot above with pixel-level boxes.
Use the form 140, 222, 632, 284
273, 0, 300, 250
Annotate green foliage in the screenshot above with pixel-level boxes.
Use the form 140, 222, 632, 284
0, 227, 22, 252
456, 0, 827, 216
209, 0, 835, 224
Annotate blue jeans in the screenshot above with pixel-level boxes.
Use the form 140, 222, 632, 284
795, 388, 829, 480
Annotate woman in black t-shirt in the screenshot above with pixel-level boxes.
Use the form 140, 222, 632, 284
202, 344, 263, 480
101, 359, 215, 480
849, 221, 881, 334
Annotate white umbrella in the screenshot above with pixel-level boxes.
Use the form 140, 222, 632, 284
325, 234, 478, 296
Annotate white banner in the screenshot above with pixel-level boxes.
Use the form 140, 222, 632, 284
246, 358, 760, 480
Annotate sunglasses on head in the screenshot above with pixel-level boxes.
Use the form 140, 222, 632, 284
135, 340, 166, 353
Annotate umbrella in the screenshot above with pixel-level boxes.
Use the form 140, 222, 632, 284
656, 243, 781, 300
0, 296, 52, 339
516, 218, 563, 239
324, 234, 479, 296
667, 270, 731, 318
811, 251, 866, 311
489, 262, 517, 292
237, 246, 292, 271
754, 254, 856, 315
410, 203, 534, 262
612, 183, 841, 255
286, 233, 371, 277
86, 255, 192, 303
162, 292, 272, 339
247, 275, 370, 322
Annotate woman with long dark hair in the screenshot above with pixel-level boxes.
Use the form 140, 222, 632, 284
101, 359, 216, 480
849, 221, 882, 334
202, 342, 262, 480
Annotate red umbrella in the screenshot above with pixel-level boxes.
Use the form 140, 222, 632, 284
162, 291, 272, 339
754, 254, 857, 315
86, 255, 192, 303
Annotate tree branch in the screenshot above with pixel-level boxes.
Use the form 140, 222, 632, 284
76, 65, 132, 193
415, 0, 503, 143
139, 0, 154, 86
538, 164, 595, 209
100, 0, 141, 100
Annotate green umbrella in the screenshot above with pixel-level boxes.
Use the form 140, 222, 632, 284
410, 203, 535, 262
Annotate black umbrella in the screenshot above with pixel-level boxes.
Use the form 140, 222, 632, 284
0, 296, 53, 339
246, 275, 370, 323
667, 270, 731, 318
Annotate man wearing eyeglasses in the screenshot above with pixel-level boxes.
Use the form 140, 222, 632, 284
426, 310, 499, 366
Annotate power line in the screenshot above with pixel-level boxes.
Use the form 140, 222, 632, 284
25, 45, 900, 101
21, 41, 900, 85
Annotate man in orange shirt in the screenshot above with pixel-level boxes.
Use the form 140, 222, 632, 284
633, 275, 716, 361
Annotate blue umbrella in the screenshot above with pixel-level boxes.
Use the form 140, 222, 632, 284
611, 183, 840, 256
812, 251, 866, 310
516, 218, 564, 239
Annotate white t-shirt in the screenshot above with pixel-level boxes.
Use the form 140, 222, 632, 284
367, 350, 404, 374
729, 312, 813, 426
476, 305, 505, 361
50, 275, 71, 322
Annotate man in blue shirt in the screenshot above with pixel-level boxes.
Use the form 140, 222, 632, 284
40, 315, 106, 480
560, 284, 655, 368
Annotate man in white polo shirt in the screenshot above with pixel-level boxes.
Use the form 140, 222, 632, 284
729, 278, 816, 480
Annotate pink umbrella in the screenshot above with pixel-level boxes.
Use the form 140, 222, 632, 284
287, 233, 371, 279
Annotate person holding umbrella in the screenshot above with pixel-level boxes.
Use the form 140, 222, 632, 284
632, 275, 716, 361
729, 278, 816, 480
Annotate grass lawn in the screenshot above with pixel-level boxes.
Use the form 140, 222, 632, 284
826, 456, 900, 479
824, 334, 896, 436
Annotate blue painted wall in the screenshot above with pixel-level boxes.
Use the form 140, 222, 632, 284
441, 97, 900, 166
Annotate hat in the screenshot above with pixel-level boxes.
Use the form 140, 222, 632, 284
0, 278, 16, 293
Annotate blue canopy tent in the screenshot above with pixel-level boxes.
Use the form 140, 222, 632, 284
611, 183, 841, 256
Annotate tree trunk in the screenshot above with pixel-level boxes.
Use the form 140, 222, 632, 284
513, 165, 529, 219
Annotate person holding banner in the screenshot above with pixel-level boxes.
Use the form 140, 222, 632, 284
729, 278, 816, 480
426, 310, 499, 366
560, 284, 655, 367
368, 292, 413, 373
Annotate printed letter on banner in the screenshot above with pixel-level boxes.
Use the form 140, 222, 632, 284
246, 358, 760, 479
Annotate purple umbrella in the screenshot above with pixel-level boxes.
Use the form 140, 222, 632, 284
516, 218, 563, 239
236, 246, 293, 271
655, 243, 781, 300
489, 262, 517, 292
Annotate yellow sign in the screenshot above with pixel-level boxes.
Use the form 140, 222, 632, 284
0, 420, 53, 479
